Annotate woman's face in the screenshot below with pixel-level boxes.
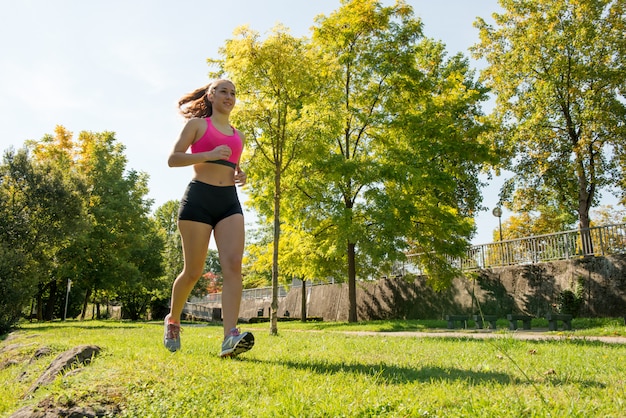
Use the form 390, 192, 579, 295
209, 81, 236, 113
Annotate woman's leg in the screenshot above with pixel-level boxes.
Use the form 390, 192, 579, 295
169, 220, 213, 322
213, 213, 245, 337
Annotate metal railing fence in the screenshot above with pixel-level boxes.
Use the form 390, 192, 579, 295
187, 280, 313, 305
408, 223, 626, 272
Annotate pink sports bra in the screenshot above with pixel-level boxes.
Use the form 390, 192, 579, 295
190, 118, 243, 169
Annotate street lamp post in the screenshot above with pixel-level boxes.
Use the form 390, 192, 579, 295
492, 207, 503, 242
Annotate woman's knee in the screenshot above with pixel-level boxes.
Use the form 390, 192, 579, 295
177, 268, 204, 285
220, 255, 243, 276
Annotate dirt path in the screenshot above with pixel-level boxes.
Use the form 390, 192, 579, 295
337, 329, 626, 344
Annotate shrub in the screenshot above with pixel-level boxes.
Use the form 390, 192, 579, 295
558, 289, 582, 317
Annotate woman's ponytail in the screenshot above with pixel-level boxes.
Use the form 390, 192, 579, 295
178, 84, 213, 119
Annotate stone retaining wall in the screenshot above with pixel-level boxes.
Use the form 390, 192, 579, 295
237, 255, 626, 321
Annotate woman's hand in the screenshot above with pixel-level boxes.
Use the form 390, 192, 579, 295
234, 169, 247, 186
206, 145, 232, 161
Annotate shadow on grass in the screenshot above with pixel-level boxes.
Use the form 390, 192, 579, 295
245, 357, 517, 385
243, 355, 608, 388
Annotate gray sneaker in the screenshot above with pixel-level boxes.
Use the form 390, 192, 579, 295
220, 328, 254, 357
163, 314, 181, 352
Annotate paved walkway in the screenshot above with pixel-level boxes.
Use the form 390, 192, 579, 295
338, 329, 626, 344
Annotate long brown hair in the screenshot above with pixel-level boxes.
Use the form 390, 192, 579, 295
178, 79, 234, 119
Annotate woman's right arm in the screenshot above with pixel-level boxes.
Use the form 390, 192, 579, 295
168, 119, 232, 167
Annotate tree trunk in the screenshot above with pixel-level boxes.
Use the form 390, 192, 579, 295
35, 283, 44, 321
80, 287, 92, 320
270, 171, 281, 336
577, 159, 594, 255
301, 278, 307, 322
348, 241, 357, 322
43, 280, 58, 321
29, 299, 36, 322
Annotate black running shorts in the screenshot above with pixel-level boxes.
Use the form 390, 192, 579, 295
177, 180, 243, 228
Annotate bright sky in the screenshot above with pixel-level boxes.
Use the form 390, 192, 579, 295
1, 0, 509, 245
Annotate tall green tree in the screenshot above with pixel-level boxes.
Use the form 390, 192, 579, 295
305, 0, 492, 320
378, 38, 494, 287
473, 0, 626, 252
75, 129, 163, 318
28, 126, 164, 319
306, 0, 424, 322
210, 25, 322, 334
0, 147, 86, 328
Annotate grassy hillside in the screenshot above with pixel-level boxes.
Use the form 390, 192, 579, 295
1, 319, 625, 417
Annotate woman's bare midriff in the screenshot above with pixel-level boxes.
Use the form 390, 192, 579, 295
192, 162, 236, 186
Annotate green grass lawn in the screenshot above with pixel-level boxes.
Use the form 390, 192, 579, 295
1, 318, 625, 417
